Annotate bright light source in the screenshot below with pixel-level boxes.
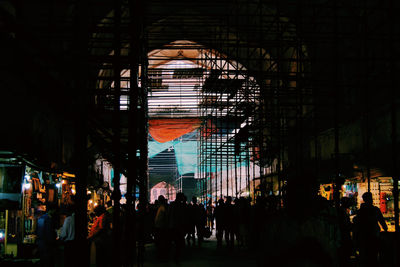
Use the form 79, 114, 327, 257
56, 183, 61, 188
71, 189, 76, 195
0, 232, 3, 238
24, 175, 31, 181
24, 183, 31, 190
62, 179, 66, 184
62, 172, 75, 178
89, 199, 93, 204
94, 202, 98, 207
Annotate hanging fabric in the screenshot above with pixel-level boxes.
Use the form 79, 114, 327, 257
174, 141, 198, 175
148, 140, 177, 158
149, 118, 201, 143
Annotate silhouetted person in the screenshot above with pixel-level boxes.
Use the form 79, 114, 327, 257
154, 195, 169, 261
36, 206, 57, 267
232, 198, 241, 247
354, 192, 387, 266
185, 200, 196, 247
214, 198, 225, 248
224, 196, 235, 249
198, 203, 207, 244
236, 197, 250, 248
169, 192, 186, 262
137, 201, 151, 266
59, 202, 76, 267
206, 199, 214, 229
88, 205, 111, 267
191, 196, 206, 247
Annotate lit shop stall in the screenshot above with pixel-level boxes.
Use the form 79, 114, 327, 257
319, 176, 399, 232
0, 164, 76, 259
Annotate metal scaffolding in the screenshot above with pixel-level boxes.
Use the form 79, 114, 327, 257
72, 0, 399, 263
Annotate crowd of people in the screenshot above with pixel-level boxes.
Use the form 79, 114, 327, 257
146, 192, 281, 262
33, 181, 393, 267
84, 189, 391, 267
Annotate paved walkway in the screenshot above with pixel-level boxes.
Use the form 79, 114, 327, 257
139, 235, 258, 267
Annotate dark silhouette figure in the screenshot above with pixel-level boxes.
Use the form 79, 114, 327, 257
168, 192, 187, 262
354, 192, 388, 266
88, 205, 111, 267
206, 199, 214, 230
192, 197, 206, 247
214, 198, 225, 248
236, 197, 250, 249
185, 200, 196, 247
154, 195, 169, 261
59, 202, 76, 267
224, 196, 235, 250
36, 206, 57, 267
198, 203, 207, 242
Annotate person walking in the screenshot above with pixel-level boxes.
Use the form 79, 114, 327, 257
88, 205, 111, 267
169, 192, 187, 263
354, 192, 388, 266
214, 198, 225, 249
59, 202, 76, 267
36, 206, 57, 267
154, 195, 169, 261
192, 197, 206, 247
224, 196, 235, 250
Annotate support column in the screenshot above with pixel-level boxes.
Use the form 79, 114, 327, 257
74, 0, 89, 265
111, 1, 122, 265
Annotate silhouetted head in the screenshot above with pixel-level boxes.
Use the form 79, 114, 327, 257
192, 196, 197, 204
158, 195, 166, 204
176, 192, 185, 203
217, 198, 224, 206
362, 192, 373, 205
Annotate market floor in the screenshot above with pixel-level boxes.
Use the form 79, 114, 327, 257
137, 235, 258, 267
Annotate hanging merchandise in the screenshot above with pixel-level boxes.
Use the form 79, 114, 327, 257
380, 192, 387, 214
38, 171, 44, 184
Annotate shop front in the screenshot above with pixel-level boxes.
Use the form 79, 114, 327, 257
319, 176, 399, 232
0, 163, 76, 261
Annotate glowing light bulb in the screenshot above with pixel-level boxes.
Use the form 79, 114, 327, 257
56, 183, 61, 188
0, 232, 4, 238
71, 189, 76, 194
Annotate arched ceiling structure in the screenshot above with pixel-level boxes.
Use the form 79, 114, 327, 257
1, 0, 399, 180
